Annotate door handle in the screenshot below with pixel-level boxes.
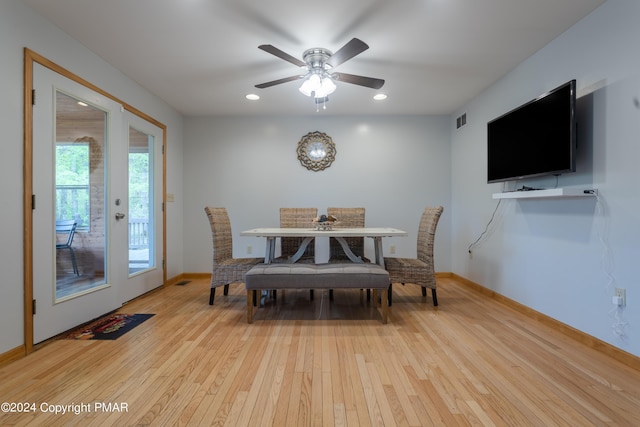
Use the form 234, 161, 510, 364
115, 212, 126, 220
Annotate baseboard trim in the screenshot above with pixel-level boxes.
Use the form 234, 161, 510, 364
451, 273, 640, 371
0, 345, 25, 367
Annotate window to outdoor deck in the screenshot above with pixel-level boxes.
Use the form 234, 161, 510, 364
128, 127, 155, 274
56, 142, 90, 230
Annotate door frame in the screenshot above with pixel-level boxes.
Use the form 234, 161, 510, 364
23, 48, 167, 354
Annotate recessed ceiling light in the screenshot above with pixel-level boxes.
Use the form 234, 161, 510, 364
245, 94, 260, 101
373, 93, 387, 101
77, 101, 88, 107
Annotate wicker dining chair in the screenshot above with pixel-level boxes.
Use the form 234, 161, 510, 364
384, 206, 444, 306
275, 207, 317, 263
326, 207, 369, 263
326, 207, 372, 301
204, 207, 262, 305
272, 207, 317, 300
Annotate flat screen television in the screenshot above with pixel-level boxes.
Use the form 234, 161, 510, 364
487, 80, 576, 183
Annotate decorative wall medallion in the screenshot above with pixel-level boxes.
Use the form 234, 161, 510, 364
297, 131, 336, 171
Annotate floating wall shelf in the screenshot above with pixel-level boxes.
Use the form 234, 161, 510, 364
492, 188, 598, 199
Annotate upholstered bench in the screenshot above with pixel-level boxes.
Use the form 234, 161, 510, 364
245, 263, 391, 324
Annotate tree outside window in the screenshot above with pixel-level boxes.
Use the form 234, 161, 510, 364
56, 143, 90, 230
129, 152, 150, 220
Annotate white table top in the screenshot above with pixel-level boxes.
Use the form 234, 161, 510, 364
240, 227, 408, 238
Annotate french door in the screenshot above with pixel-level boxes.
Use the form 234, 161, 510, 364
31, 63, 164, 343
120, 112, 164, 303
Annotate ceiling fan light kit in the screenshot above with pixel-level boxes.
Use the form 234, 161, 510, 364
256, 38, 384, 109
298, 71, 336, 98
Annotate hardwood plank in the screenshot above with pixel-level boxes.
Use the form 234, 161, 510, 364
355, 353, 386, 426
271, 325, 298, 425
285, 372, 303, 425
298, 371, 313, 426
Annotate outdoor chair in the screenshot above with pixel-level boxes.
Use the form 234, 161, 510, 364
56, 219, 79, 276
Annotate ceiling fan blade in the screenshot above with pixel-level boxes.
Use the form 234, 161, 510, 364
332, 72, 385, 90
258, 44, 306, 68
326, 38, 369, 68
255, 75, 304, 89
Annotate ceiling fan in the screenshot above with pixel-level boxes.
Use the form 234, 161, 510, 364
255, 38, 385, 102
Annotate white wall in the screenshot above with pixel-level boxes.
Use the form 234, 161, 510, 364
183, 115, 452, 273
451, 0, 640, 357
0, 0, 184, 354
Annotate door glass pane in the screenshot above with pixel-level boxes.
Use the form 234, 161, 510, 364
55, 91, 107, 300
128, 126, 155, 275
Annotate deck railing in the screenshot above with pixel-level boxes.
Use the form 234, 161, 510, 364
129, 219, 149, 249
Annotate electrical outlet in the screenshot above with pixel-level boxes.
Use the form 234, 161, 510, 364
247, 245, 252, 254
389, 245, 396, 254
615, 288, 626, 306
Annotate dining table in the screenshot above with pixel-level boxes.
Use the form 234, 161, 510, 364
240, 227, 408, 267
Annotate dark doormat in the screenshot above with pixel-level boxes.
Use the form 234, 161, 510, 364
66, 313, 155, 340
175, 280, 191, 286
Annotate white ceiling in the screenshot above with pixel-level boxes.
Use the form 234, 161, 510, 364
23, 0, 606, 116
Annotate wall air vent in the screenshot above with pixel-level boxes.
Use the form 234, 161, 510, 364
456, 113, 467, 129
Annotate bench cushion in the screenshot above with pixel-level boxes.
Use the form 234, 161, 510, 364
245, 263, 390, 290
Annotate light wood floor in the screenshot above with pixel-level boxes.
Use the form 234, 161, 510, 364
1, 277, 639, 426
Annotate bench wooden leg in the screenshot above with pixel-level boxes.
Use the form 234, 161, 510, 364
381, 289, 389, 324
247, 290, 253, 324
